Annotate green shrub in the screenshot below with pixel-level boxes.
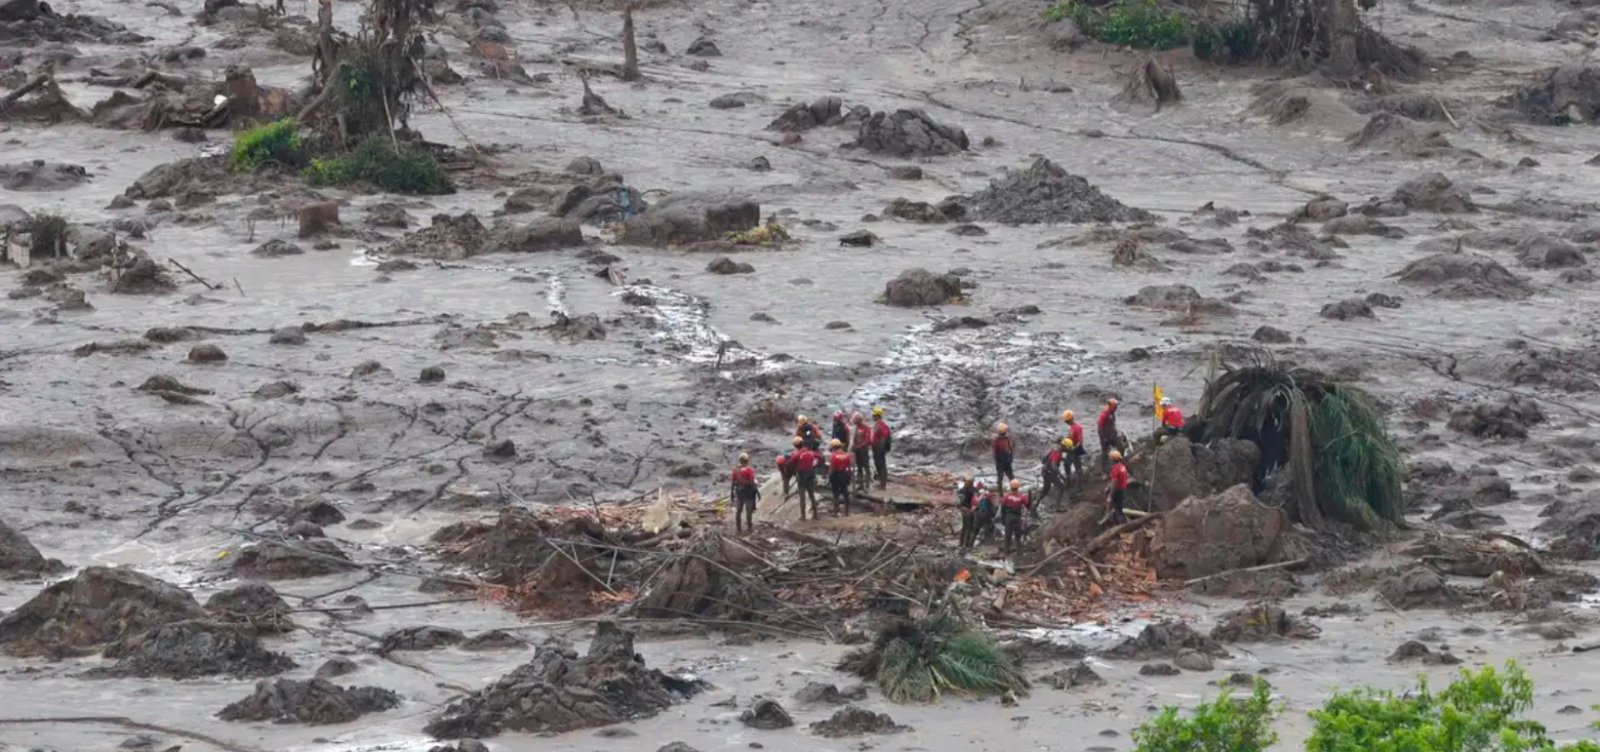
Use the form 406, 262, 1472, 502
28, 211, 69, 256
838, 608, 1029, 704
1133, 680, 1278, 752
1192, 22, 1257, 62
1046, 0, 1190, 50
303, 138, 455, 195
231, 118, 303, 172
1308, 663, 1600, 752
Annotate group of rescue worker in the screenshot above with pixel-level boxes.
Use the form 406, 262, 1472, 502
726, 394, 1189, 560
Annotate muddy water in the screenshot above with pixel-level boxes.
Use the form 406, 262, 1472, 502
5, 0, 1600, 747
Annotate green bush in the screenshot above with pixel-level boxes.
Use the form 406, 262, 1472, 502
231, 118, 303, 172
1046, 0, 1190, 50
1133, 680, 1278, 752
1309, 663, 1600, 752
28, 211, 69, 256
1192, 22, 1257, 62
303, 138, 455, 195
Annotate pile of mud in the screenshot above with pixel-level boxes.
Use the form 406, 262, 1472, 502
615, 197, 760, 248
0, 566, 206, 658
205, 583, 295, 634
883, 268, 963, 307
1346, 113, 1459, 158
424, 622, 702, 739
93, 619, 295, 679
850, 108, 968, 157
0, 0, 149, 44
1502, 64, 1600, 124
1149, 484, 1288, 580
1209, 602, 1319, 642
0, 518, 64, 576
231, 539, 359, 579
954, 158, 1152, 225
219, 678, 401, 724
1394, 253, 1533, 299
810, 706, 910, 737
1105, 620, 1227, 660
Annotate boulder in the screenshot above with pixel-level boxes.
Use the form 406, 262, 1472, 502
1503, 63, 1600, 124
1209, 603, 1320, 642
205, 583, 294, 634
219, 678, 401, 724
1173, 649, 1215, 672
1321, 297, 1375, 321
93, 619, 295, 679
489, 218, 583, 253
883, 268, 962, 306
706, 256, 755, 275
1391, 173, 1476, 213
231, 540, 358, 580
0, 567, 208, 657
1252, 325, 1292, 344
1394, 253, 1532, 300
615, 199, 759, 247
852, 108, 968, 157
1376, 565, 1467, 609
767, 96, 847, 133
739, 698, 793, 730
809, 706, 909, 737
187, 343, 227, 363
1149, 485, 1287, 580
0, 518, 64, 576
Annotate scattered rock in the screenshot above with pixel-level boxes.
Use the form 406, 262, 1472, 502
350, 360, 389, 378
187, 343, 227, 363
1173, 649, 1215, 672
1107, 620, 1227, 660
1039, 661, 1103, 689
1299, 196, 1349, 221
566, 157, 604, 175
739, 698, 794, 730
1252, 325, 1292, 344
1387, 639, 1462, 665
1320, 297, 1375, 321
839, 229, 880, 247
793, 682, 867, 705
616, 198, 760, 247
0, 566, 207, 658
1377, 565, 1468, 609
251, 239, 303, 257
1210, 603, 1320, 642
1139, 662, 1180, 676
1392, 173, 1477, 213
685, 37, 721, 56
231, 540, 358, 580
1395, 253, 1533, 299
767, 96, 849, 132
378, 626, 466, 655
218, 678, 401, 724
1448, 395, 1545, 439
883, 268, 963, 306
420, 365, 447, 383
1149, 485, 1286, 580
1124, 284, 1234, 316
1366, 292, 1403, 308
94, 619, 295, 679
707, 256, 755, 275
746, 156, 771, 172
955, 158, 1151, 225
851, 108, 968, 157
809, 706, 909, 737
205, 583, 294, 634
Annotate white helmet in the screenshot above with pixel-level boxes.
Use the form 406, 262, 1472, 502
1160, 397, 1172, 406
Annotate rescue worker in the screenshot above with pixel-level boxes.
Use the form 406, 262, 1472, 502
1097, 398, 1126, 471
1158, 397, 1185, 438
1106, 449, 1131, 525
1000, 479, 1029, 558
1041, 438, 1072, 508
955, 474, 978, 551
1062, 409, 1086, 484
776, 436, 800, 499
730, 453, 760, 535
831, 411, 851, 447
790, 439, 822, 520
973, 480, 997, 544
796, 415, 823, 451
827, 438, 853, 516
871, 406, 892, 489
851, 412, 874, 490
992, 422, 1015, 485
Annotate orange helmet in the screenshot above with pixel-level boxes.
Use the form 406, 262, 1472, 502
1062, 409, 1075, 422
997, 422, 1009, 434
1107, 398, 1119, 409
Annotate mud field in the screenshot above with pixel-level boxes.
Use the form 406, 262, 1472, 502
4, 0, 1600, 748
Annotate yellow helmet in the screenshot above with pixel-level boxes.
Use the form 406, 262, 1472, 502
1109, 449, 1123, 462
872, 406, 885, 417
1061, 438, 1075, 449
739, 453, 750, 464
1062, 409, 1075, 422
963, 473, 974, 483
797, 415, 809, 424
791, 436, 802, 446
997, 422, 1009, 434
830, 438, 843, 449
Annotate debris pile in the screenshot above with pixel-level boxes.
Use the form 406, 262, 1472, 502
93, 619, 295, 679
219, 678, 401, 724
954, 158, 1152, 225
205, 583, 295, 634
1209, 602, 1319, 642
810, 706, 910, 737
850, 108, 968, 157
0, 566, 207, 658
1149, 485, 1288, 580
1394, 253, 1533, 299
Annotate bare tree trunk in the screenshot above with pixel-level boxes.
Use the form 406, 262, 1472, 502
313, 0, 335, 89
1326, 0, 1359, 77
621, 4, 640, 81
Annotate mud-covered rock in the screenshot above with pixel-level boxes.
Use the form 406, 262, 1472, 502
378, 625, 466, 654
94, 619, 294, 679
269, 327, 307, 345
1039, 661, 1103, 689
955, 158, 1151, 225
1515, 235, 1589, 269
0, 566, 207, 657
839, 229, 879, 247
1503, 63, 1600, 124
1124, 284, 1234, 316
1321, 297, 1375, 320
1390, 173, 1477, 213
490, 218, 584, 253
1447, 395, 1544, 439
461, 630, 526, 651
793, 682, 867, 705
1377, 565, 1467, 609
316, 656, 359, 679
187, 343, 227, 363
1210, 603, 1320, 642
883, 197, 957, 223
883, 268, 962, 306
112, 254, 177, 295
767, 96, 847, 132
0, 518, 64, 576
205, 583, 294, 634
740, 698, 794, 730
365, 202, 411, 228
1395, 253, 1533, 299
386, 213, 490, 260
615, 198, 760, 247
0, 160, 90, 191
1346, 113, 1456, 157
218, 678, 401, 724
1150, 485, 1287, 580
1536, 496, 1600, 560
1106, 620, 1227, 660
231, 540, 358, 580
1387, 639, 1461, 665
809, 706, 908, 737
1252, 325, 1293, 344
706, 256, 755, 274
425, 622, 702, 739
851, 108, 968, 157
684, 36, 720, 56
1140, 662, 1180, 676
252, 238, 303, 257
1174, 649, 1215, 672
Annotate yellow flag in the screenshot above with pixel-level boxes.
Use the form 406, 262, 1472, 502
1153, 385, 1165, 421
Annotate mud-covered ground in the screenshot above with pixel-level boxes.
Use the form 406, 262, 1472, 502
4, 0, 1600, 747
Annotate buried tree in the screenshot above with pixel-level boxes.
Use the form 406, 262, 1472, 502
837, 604, 1028, 704
1195, 349, 1403, 530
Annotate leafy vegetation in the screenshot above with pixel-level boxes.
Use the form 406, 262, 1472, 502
1310, 385, 1405, 525
28, 211, 69, 257
1191, 22, 1258, 63
1134, 680, 1278, 752
231, 118, 303, 172
1045, 0, 1190, 51
303, 137, 454, 195
838, 606, 1028, 704
1308, 664, 1600, 752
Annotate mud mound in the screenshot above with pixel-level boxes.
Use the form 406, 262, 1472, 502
219, 678, 401, 724
1347, 113, 1454, 156
850, 108, 967, 157
0, 566, 206, 658
793, 682, 867, 705
1406, 462, 1514, 512
1392, 173, 1477, 213
110, 254, 176, 295
231, 540, 359, 580
956, 158, 1151, 225
205, 583, 294, 634
386, 213, 489, 260
883, 268, 962, 307
1105, 620, 1227, 660
94, 619, 294, 679
0, 518, 64, 576
1388, 640, 1460, 665
1536, 497, 1600, 560
123, 157, 249, 200
490, 218, 585, 253
1150, 485, 1286, 580
767, 96, 859, 132
1447, 395, 1544, 439
1514, 235, 1589, 269
1377, 565, 1468, 609
1394, 253, 1532, 299
1193, 568, 1301, 599
740, 698, 794, 729
1245, 223, 1343, 259
810, 706, 909, 737
378, 626, 466, 654
1039, 661, 1103, 689
424, 622, 702, 739
1146, 436, 1259, 511
1124, 284, 1234, 316
1210, 603, 1319, 642
0, 160, 89, 191
1503, 64, 1600, 124
615, 197, 760, 247
1321, 297, 1375, 321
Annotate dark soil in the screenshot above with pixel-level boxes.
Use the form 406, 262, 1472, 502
218, 678, 401, 724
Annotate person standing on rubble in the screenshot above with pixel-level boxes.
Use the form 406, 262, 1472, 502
871, 406, 892, 489
1062, 410, 1086, 484
790, 440, 822, 519
956, 474, 978, 551
831, 411, 850, 447
1097, 398, 1125, 471
1157, 397, 1185, 439
776, 436, 800, 500
1106, 449, 1131, 525
992, 423, 1015, 485
730, 453, 760, 535
1040, 438, 1072, 508
796, 415, 823, 451
973, 480, 997, 544
1000, 479, 1029, 558
827, 438, 853, 516
851, 412, 874, 490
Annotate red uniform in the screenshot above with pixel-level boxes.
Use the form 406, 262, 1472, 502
1161, 408, 1185, 430
1068, 423, 1084, 449
852, 423, 873, 451
1110, 462, 1131, 490
1046, 448, 1063, 467
872, 419, 891, 447
1001, 491, 1028, 510
732, 466, 757, 486
992, 435, 1014, 454
1098, 408, 1116, 433
828, 450, 853, 472
790, 448, 820, 472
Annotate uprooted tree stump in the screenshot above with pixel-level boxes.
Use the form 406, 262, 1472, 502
1116, 57, 1181, 111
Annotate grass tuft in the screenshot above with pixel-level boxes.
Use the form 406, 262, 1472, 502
303, 137, 454, 195
231, 118, 303, 172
